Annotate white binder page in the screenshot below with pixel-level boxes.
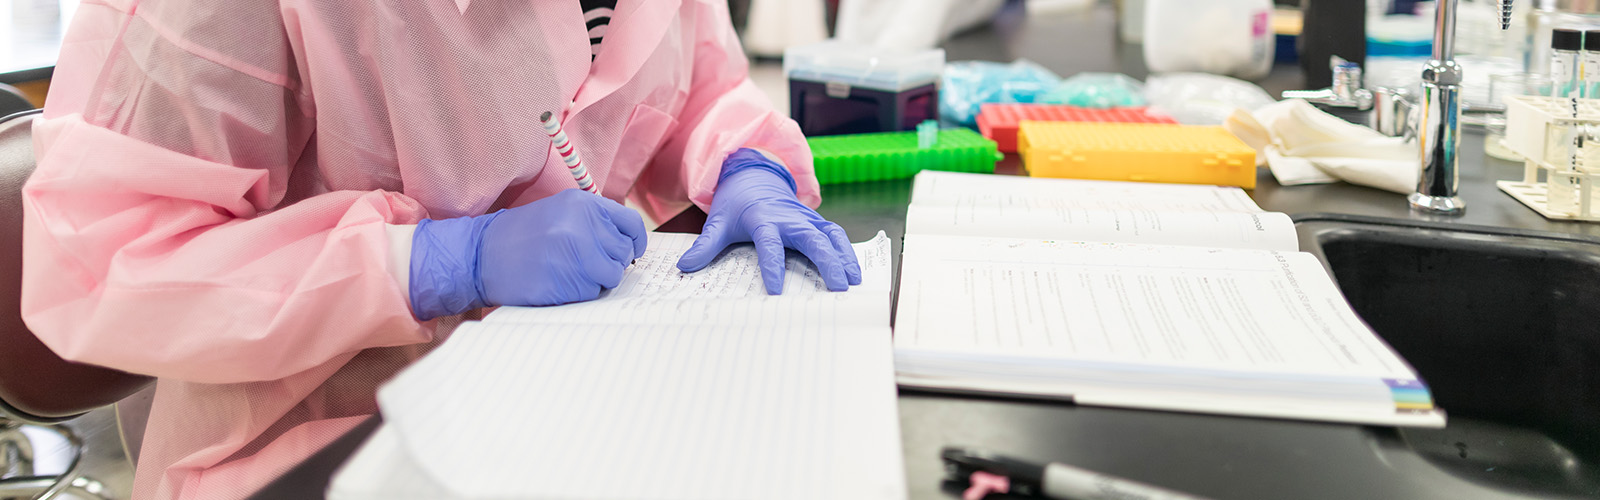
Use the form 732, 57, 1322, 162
905, 204, 1298, 251
892, 234, 1443, 427
905, 171, 1295, 251
910, 171, 1264, 213
366, 321, 905, 500
327, 425, 451, 500
894, 234, 1415, 380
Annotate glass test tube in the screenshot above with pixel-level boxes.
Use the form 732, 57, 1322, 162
1585, 31, 1600, 98
1551, 29, 1582, 98
1549, 121, 1598, 216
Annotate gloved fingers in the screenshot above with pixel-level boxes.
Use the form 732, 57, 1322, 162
786, 227, 849, 292
676, 214, 731, 273
566, 281, 606, 304
593, 223, 638, 268
753, 224, 788, 295
579, 246, 629, 290
818, 222, 863, 286
593, 196, 649, 260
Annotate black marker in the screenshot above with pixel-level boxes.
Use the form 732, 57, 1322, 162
942, 447, 1215, 500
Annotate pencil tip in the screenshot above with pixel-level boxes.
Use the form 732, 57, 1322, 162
540, 111, 553, 122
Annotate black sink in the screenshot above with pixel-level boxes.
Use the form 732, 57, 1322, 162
1296, 215, 1600, 498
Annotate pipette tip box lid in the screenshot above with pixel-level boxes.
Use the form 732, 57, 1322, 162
977, 104, 1179, 153
1018, 121, 1257, 189
807, 127, 1001, 185
783, 40, 944, 92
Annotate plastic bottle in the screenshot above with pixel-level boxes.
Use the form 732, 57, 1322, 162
1120, 0, 1146, 43
1143, 0, 1275, 80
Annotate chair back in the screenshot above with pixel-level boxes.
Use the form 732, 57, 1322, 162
0, 84, 33, 118
0, 110, 153, 423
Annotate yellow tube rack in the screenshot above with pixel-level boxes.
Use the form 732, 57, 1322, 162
1018, 121, 1258, 189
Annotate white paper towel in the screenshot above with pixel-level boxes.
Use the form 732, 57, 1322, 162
1226, 99, 1420, 194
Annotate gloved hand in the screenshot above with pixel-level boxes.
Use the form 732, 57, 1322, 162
677, 149, 862, 295
408, 189, 648, 320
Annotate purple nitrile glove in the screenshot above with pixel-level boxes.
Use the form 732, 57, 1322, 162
676, 148, 862, 295
408, 189, 648, 320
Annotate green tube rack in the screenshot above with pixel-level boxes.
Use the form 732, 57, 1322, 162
806, 127, 1001, 185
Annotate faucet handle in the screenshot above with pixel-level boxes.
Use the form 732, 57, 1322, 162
1282, 57, 1374, 109
1330, 60, 1370, 105
1372, 87, 1417, 138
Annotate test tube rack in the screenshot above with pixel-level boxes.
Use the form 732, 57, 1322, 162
1017, 121, 1257, 189
976, 104, 1177, 153
1497, 95, 1600, 221
807, 127, 1001, 185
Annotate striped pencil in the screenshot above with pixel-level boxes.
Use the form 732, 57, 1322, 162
540, 111, 599, 194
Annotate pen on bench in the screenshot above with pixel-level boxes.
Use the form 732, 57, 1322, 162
942, 447, 1215, 500
540, 111, 600, 195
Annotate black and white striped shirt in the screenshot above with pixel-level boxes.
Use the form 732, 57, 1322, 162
581, 0, 618, 60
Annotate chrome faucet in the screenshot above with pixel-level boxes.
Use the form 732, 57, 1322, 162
1283, 57, 1374, 110
1410, 0, 1516, 214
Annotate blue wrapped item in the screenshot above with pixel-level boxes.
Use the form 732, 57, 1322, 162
916, 120, 939, 149
940, 59, 1062, 127
1039, 73, 1147, 108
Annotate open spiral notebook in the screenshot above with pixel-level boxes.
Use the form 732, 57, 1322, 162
894, 171, 1445, 428
328, 232, 905, 500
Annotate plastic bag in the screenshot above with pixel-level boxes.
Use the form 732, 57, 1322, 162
1143, 72, 1278, 125
834, 0, 1005, 51
1039, 73, 1147, 108
940, 59, 1062, 126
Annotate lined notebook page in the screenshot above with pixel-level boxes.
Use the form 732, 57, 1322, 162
906, 205, 1297, 251
328, 426, 453, 500
911, 171, 1264, 212
486, 231, 894, 327
907, 172, 1296, 251
894, 234, 1411, 377
362, 321, 904, 500
892, 234, 1444, 427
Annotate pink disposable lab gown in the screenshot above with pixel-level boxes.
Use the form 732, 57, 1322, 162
19, 0, 820, 498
